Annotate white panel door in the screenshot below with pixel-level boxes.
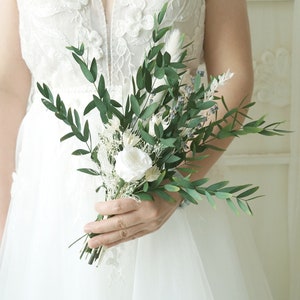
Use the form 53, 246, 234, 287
222, 1, 299, 299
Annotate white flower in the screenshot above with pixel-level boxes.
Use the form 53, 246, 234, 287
204, 70, 234, 102
148, 114, 169, 136
217, 69, 234, 86
109, 116, 121, 131
123, 130, 140, 147
115, 146, 152, 182
145, 166, 161, 182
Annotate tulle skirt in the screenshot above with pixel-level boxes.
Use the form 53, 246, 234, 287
0, 93, 273, 300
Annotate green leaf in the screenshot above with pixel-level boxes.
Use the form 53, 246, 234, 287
184, 188, 202, 202
150, 170, 166, 189
140, 129, 156, 145
165, 155, 181, 164
98, 75, 106, 97
84, 100, 96, 115
155, 190, 175, 202
137, 192, 153, 201
215, 192, 232, 199
66, 44, 84, 56
60, 132, 75, 142
226, 198, 239, 215
110, 100, 122, 108
179, 189, 198, 204
164, 184, 180, 192
154, 67, 165, 79
83, 120, 90, 141
237, 186, 259, 198
143, 182, 149, 192
148, 43, 165, 60
144, 69, 152, 93
243, 127, 262, 134
153, 85, 169, 94
140, 102, 160, 120
191, 178, 210, 187
160, 138, 177, 147
130, 95, 140, 116
77, 168, 100, 176
218, 184, 252, 194
136, 67, 144, 90
205, 191, 216, 208
41, 99, 57, 112
207, 181, 229, 191
237, 199, 252, 215
72, 149, 90, 155
165, 67, 179, 85
163, 52, 171, 66
172, 175, 193, 189
93, 95, 107, 114
37, 83, 49, 99
169, 62, 186, 69
72, 53, 95, 83
187, 117, 204, 128
74, 109, 81, 131
37, 83, 54, 102
154, 26, 172, 42
90, 58, 98, 82
157, 2, 168, 24
194, 73, 201, 91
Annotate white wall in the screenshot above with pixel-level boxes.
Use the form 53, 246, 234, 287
223, 1, 298, 299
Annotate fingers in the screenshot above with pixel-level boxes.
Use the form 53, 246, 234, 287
94, 197, 140, 215
84, 195, 181, 249
87, 225, 145, 248
84, 213, 142, 234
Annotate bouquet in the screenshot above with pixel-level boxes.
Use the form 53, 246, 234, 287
38, 3, 287, 265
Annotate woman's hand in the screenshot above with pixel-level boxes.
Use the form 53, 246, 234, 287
84, 195, 182, 249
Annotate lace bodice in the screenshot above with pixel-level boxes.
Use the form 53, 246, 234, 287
17, 0, 205, 102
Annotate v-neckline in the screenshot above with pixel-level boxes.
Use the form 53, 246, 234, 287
100, 0, 115, 27
99, 0, 116, 86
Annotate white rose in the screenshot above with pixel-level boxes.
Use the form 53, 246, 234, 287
115, 146, 152, 182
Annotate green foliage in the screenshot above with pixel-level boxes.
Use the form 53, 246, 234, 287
37, 1, 288, 219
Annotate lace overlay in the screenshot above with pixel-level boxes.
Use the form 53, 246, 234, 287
17, 0, 205, 103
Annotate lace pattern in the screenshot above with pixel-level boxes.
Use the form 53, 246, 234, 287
17, 0, 205, 99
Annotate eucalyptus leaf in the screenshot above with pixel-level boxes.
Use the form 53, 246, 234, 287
72, 149, 90, 155
77, 168, 100, 176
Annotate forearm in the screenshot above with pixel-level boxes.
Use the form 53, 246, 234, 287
0, 91, 27, 243
186, 0, 253, 180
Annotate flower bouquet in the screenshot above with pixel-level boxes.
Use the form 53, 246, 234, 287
38, 3, 287, 265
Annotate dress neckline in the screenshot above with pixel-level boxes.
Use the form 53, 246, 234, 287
99, 0, 116, 85
100, 0, 115, 26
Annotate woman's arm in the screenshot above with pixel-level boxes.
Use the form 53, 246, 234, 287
0, 0, 31, 244
85, 0, 253, 248
191, 0, 254, 179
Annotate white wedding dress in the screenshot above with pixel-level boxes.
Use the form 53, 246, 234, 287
0, 1, 274, 299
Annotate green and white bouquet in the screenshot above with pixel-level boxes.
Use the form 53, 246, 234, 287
38, 3, 287, 265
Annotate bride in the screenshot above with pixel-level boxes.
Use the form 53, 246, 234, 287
0, 0, 273, 299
